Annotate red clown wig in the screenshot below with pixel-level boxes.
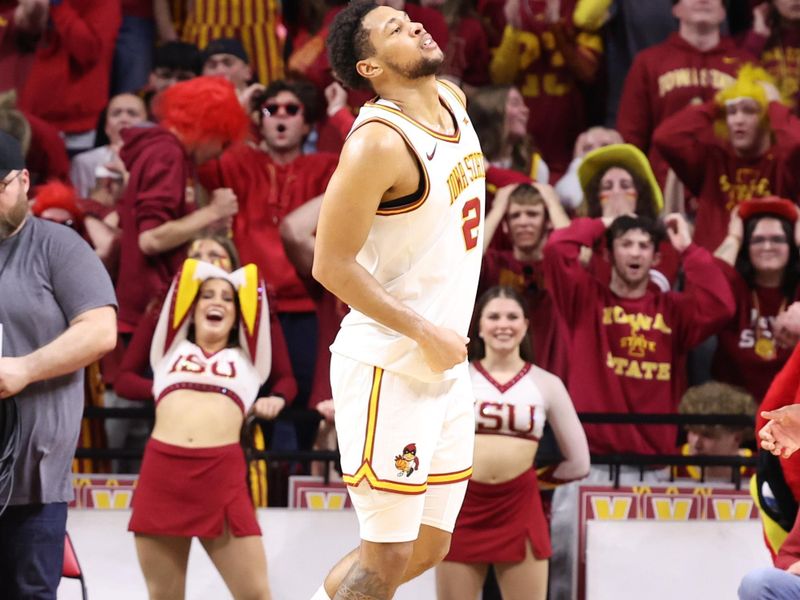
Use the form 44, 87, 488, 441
31, 180, 84, 226
154, 76, 249, 147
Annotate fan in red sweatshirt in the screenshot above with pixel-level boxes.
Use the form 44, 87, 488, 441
654, 65, 800, 252
543, 214, 735, 455
116, 77, 250, 332
18, 0, 121, 137
197, 79, 338, 315
617, 29, 753, 184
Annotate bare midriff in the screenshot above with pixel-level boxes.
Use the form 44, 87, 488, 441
471, 434, 539, 485
151, 389, 245, 447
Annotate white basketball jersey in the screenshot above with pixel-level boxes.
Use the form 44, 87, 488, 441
330, 80, 486, 382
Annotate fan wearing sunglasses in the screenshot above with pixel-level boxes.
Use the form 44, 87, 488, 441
198, 78, 340, 450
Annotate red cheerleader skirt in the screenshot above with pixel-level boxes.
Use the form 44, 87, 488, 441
445, 468, 551, 563
129, 438, 261, 538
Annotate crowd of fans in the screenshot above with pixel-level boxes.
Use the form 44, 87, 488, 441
7, 0, 800, 596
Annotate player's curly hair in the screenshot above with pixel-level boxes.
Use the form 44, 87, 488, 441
326, 0, 379, 91
154, 76, 249, 147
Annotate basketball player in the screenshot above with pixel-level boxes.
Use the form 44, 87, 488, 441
310, 2, 485, 599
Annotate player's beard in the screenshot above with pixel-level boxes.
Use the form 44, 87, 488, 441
0, 188, 29, 240
387, 53, 443, 80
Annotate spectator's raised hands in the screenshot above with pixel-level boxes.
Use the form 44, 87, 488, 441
759, 79, 782, 103
14, 0, 49, 33
664, 213, 692, 253
504, 0, 523, 29
774, 301, 800, 348
325, 82, 349, 117
752, 2, 771, 38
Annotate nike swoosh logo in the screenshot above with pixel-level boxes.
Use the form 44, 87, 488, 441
426, 143, 437, 161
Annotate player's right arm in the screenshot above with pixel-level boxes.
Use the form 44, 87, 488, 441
312, 123, 468, 373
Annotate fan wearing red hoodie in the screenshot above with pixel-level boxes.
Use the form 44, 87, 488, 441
116, 77, 249, 334
654, 65, 800, 253
17, 0, 121, 153
617, 0, 753, 184
198, 79, 338, 316
543, 213, 735, 456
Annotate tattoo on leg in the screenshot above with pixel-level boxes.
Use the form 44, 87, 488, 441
334, 565, 391, 600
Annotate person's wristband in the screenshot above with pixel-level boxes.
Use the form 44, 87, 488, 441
50, 0, 63, 6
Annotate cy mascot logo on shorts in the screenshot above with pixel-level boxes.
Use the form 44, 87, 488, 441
394, 443, 419, 478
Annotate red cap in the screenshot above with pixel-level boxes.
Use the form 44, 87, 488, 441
738, 196, 798, 223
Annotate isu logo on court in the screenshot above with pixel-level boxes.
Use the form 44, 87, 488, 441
394, 443, 419, 478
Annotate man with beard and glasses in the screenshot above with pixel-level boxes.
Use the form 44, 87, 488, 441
310, 1, 485, 599
0, 131, 117, 599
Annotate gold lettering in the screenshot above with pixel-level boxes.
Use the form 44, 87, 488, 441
606, 353, 672, 381
640, 361, 659, 380
653, 313, 672, 335
518, 31, 541, 70
625, 360, 643, 379
657, 363, 671, 381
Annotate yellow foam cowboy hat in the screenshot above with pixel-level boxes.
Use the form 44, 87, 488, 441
578, 143, 664, 213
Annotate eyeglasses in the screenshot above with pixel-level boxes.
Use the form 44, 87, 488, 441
750, 235, 789, 246
262, 102, 302, 118
0, 171, 21, 194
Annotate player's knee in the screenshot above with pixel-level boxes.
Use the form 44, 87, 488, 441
419, 536, 451, 570
362, 540, 415, 575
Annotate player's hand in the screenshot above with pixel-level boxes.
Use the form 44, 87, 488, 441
417, 325, 469, 373
253, 396, 286, 420
664, 213, 692, 253
0, 357, 32, 399
209, 188, 239, 219
315, 399, 335, 422
760, 405, 800, 458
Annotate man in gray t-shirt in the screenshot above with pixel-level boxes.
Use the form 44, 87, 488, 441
0, 131, 117, 599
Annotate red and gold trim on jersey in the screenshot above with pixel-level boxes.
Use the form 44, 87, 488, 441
341, 366, 472, 494
437, 78, 467, 110
362, 98, 462, 143
350, 117, 432, 216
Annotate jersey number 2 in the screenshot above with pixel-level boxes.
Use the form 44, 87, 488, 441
461, 197, 481, 251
